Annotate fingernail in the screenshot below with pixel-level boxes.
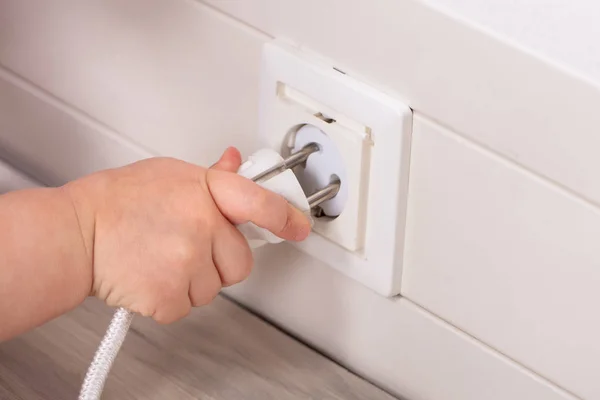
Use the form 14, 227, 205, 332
293, 212, 312, 241
304, 211, 315, 228
294, 224, 311, 241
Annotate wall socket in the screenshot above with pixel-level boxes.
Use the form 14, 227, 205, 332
258, 40, 412, 296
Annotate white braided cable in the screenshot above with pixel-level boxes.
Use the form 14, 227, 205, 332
79, 307, 134, 400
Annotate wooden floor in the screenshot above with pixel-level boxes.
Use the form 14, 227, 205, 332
0, 296, 396, 400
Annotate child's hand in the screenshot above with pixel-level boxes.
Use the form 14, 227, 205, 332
66, 147, 311, 324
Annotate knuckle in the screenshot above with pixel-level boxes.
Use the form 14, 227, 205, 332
152, 309, 171, 324
191, 208, 220, 234
169, 241, 196, 267
255, 189, 273, 210
222, 252, 254, 287
159, 277, 181, 299
191, 278, 221, 307
177, 303, 192, 321
200, 290, 219, 307
151, 296, 192, 324
153, 305, 190, 325
274, 202, 291, 232
238, 253, 254, 281
152, 271, 189, 308
278, 213, 293, 236
137, 304, 157, 319
254, 191, 289, 232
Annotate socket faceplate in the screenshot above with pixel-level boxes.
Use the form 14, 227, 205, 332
258, 40, 412, 296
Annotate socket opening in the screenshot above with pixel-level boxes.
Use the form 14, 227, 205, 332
314, 112, 336, 124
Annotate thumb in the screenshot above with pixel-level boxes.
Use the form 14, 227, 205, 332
206, 171, 311, 241
210, 147, 242, 172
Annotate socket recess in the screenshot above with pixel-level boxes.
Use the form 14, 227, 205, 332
258, 40, 412, 296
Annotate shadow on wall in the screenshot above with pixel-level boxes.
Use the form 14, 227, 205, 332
223, 243, 350, 364
0, 158, 41, 193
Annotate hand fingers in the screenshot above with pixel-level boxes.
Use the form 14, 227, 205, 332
210, 147, 242, 172
188, 251, 223, 307
152, 293, 192, 325
211, 220, 253, 287
135, 241, 196, 324
206, 170, 311, 241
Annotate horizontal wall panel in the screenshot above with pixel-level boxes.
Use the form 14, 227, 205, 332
402, 114, 600, 399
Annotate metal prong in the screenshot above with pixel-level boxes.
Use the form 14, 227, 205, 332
307, 179, 341, 209
251, 143, 320, 183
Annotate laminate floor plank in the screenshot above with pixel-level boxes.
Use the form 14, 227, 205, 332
0, 296, 396, 400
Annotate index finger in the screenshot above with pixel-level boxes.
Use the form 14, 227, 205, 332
206, 170, 311, 241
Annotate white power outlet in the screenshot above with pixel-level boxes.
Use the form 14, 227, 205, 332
258, 40, 412, 296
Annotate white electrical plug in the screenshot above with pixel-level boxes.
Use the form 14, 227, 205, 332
236, 148, 311, 249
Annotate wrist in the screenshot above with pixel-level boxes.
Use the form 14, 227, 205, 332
61, 172, 108, 296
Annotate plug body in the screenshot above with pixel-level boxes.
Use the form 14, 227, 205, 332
236, 148, 311, 249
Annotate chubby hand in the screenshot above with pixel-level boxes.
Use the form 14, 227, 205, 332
65, 147, 311, 324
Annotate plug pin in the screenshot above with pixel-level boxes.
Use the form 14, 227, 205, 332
251, 143, 320, 183
307, 179, 341, 209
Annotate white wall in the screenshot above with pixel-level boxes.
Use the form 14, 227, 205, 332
0, 158, 38, 193
1, 1, 599, 399
425, 0, 600, 82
